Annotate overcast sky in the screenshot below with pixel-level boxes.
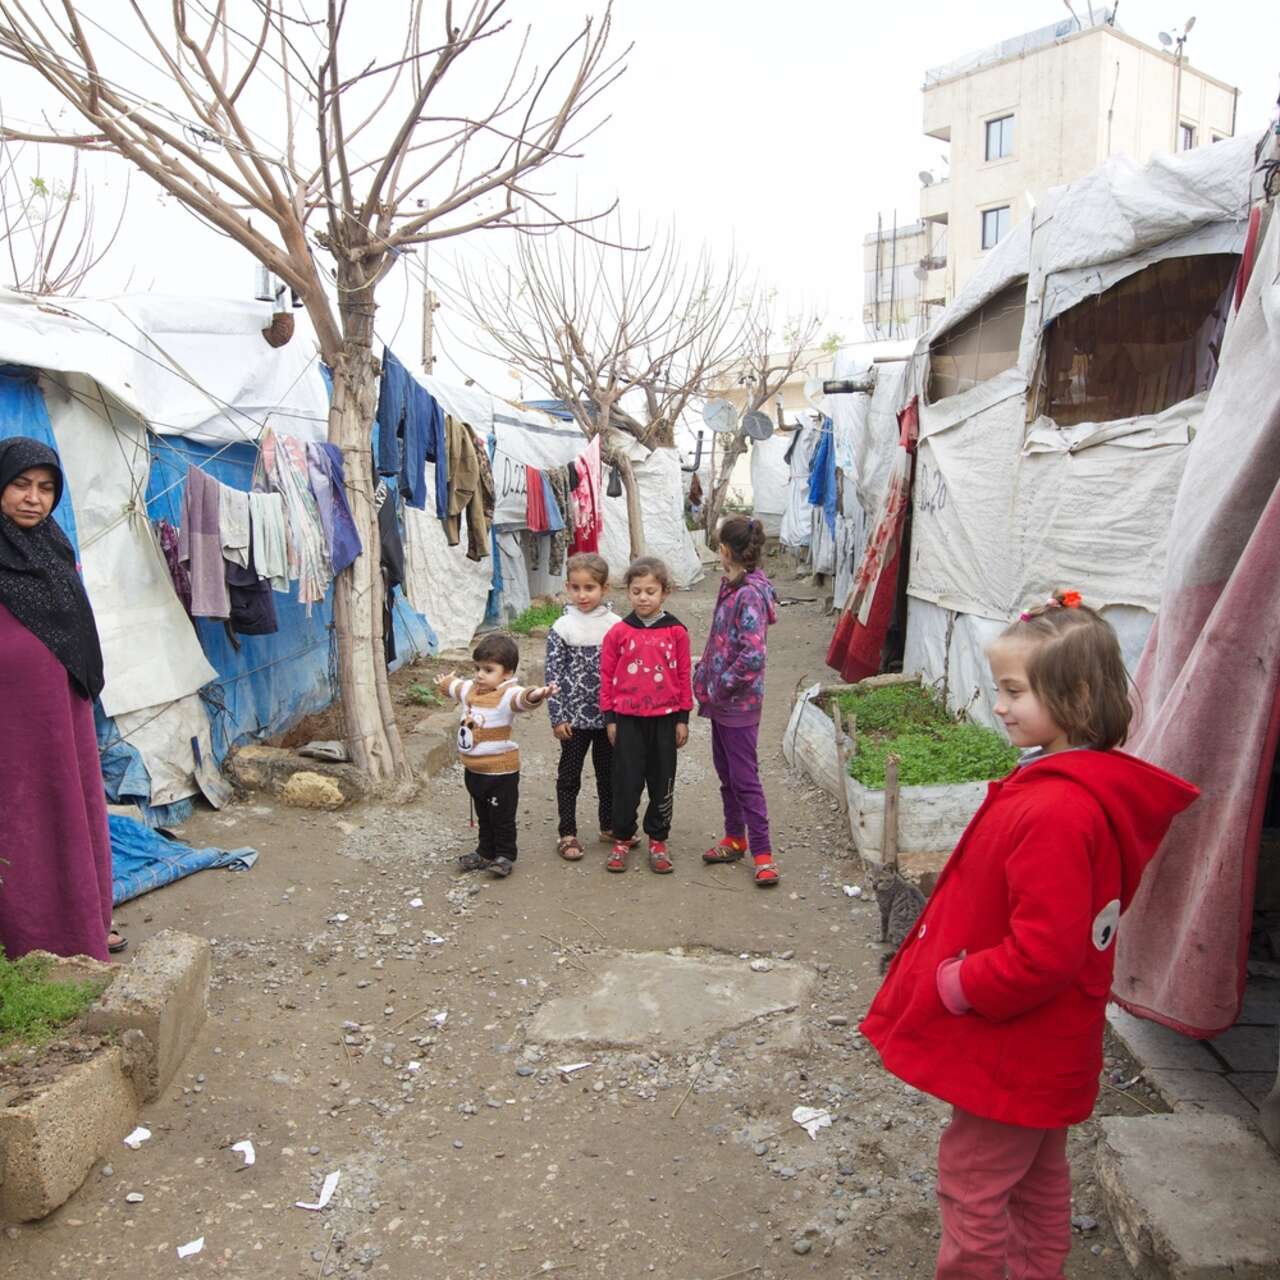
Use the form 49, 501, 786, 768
3, 1, 1275, 395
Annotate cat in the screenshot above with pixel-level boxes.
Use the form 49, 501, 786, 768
871, 864, 927, 975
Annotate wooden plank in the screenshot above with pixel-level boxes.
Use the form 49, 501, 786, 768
883, 754, 901, 870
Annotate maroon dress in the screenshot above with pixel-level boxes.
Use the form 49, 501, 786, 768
0, 601, 112, 961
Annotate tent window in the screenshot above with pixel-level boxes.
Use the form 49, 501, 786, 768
926, 279, 1026, 403
1029, 252, 1236, 427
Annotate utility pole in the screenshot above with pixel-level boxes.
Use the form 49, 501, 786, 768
421, 281, 438, 374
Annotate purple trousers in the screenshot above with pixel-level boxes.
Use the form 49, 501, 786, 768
710, 719, 772, 854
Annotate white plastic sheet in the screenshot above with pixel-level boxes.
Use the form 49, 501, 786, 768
779, 418, 817, 550
748, 431, 791, 535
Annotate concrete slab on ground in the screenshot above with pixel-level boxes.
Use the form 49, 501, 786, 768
528, 951, 816, 1051
1097, 1113, 1280, 1279
1107, 1007, 1220, 1072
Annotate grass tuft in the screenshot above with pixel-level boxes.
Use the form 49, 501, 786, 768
0, 951, 107, 1047
508, 602, 564, 635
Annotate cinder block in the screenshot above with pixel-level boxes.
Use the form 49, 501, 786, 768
83, 929, 210, 1101
0, 1047, 138, 1222
1098, 1113, 1280, 1278
1145, 1068, 1258, 1120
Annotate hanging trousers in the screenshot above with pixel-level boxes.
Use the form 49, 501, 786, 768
556, 727, 613, 837
610, 714, 678, 842
710, 719, 771, 853
464, 770, 520, 862
935, 1106, 1072, 1280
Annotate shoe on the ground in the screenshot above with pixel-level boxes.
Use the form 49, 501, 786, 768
648, 840, 674, 874
702, 836, 747, 864
752, 853, 780, 886
458, 850, 491, 871
606, 840, 632, 873
488, 856, 515, 878
557, 835, 585, 861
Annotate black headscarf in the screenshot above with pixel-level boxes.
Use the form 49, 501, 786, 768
0, 437, 105, 700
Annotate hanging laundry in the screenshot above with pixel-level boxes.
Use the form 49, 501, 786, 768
154, 519, 192, 614
376, 348, 448, 518
376, 480, 405, 666
544, 465, 571, 575
218, 484, 251, 569
254, 428, 330, 606
444, 415, 490, 562
569, 432, 602, 554
525, 464, 549, 531
807, 418, 838, 538
305, 441, 362, 575
473, 428, 495, 525
224, 541, 278, 637
248, 491, 289, 593
177, 465, 229, 619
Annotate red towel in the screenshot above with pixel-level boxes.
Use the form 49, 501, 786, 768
525, 465, 548, 532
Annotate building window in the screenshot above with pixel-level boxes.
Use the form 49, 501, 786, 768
927, 279, 1026, 403
1179, 122, 1197, 151
980, 205, 1010, 251
985, 114, 1014, 161
1029, 253, 1237, 426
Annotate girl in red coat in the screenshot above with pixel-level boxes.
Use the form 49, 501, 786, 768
860, 591, 1198, 1280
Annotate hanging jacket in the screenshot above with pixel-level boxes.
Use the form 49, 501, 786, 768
693, 568, 778, 726
860, 750, 1198, 1128
444, 415, 489, 562
599, 612, 692, 722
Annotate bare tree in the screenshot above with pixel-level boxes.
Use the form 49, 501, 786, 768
0, 138, 128, 293
449, 213, 744, 557
700, 305, 822, 547
0, 1, 622, 791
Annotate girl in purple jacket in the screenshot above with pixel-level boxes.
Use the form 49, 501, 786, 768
693, 516, 780, 886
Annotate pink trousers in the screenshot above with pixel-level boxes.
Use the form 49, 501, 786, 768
935, 1107, 1072, 1280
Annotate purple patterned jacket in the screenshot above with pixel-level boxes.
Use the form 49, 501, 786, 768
693, 569, 778, 726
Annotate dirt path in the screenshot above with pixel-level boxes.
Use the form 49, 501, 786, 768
4, 556, 1149, 1278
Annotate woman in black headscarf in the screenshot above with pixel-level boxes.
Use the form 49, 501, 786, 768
0, 436, 119, 962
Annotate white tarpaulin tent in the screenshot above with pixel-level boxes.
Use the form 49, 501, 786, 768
889, 134, 1256, 725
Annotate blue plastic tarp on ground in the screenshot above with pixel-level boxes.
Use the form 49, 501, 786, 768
110, 813, 257, 906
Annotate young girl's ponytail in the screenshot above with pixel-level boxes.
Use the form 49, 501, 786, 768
719, 514, 767, 571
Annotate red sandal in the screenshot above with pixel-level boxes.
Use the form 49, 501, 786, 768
607, 840, 632, 873
702, 836, 747, 864
752, 852, 780, 887
648, 840, 674, 874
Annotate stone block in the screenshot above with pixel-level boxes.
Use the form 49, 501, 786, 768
1229, 1073, 1276, 1108
1107, 1007, 1221, 1071
1239, 977, 1280, 1026
1097, 1113, 1280, 1278
227, 744, 365, 805
1211, 1025, 1278, 1073
0, 1047, 138, 1222
83, 929, 209, 1102
280, 770, 346, 810
1145, 1068, 1258, 1120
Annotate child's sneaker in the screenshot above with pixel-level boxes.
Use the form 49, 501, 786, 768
458, 850, 490, 872
606, 840, 632, 873
648, 840, 674, 874
488, 856, 514, 878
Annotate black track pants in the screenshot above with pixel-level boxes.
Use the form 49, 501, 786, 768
465, 770, 519, 861
610, 714, 677, 842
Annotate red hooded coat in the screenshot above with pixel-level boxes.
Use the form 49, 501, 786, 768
860, 750, 1198, 1129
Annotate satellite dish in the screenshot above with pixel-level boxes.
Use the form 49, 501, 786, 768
803, 376, 829, 415
741, 411, 774, 441
918, 170, 934, 187
702, 398, 739, 434
1158, 30, 1173, 46
1185, 16, 1196, 32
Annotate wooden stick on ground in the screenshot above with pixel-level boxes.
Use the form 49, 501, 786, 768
883, 754, 901, 869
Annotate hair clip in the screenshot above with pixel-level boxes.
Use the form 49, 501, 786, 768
1060, 590, 1082, 609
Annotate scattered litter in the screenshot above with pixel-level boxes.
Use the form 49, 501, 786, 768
792, 1106, 834, 1139
177, 1238, 204, 1259
409, 898, 424, 909
295, 1169, 340, 1211
125, 1192, 145, 1204
231, 1140, 256, 1167
750, 958, 773, 973
843, 885, 862, 898
425, 932, 446, 945
298, 739, 350, 763
122, 1126, 151, 1149
556, 1061, 593, 1077
407, 1061, 422, 1072
432, 1010, 448, 1026
330, 913, 349, 924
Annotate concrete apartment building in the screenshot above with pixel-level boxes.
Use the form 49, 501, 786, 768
863, 10, 1238, 335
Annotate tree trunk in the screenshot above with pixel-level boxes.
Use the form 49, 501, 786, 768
704, 432, 748, 548
614, 452, 645, 560
328, 304, 412, 794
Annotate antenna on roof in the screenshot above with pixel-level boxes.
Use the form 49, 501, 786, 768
1185, 15, 1196, 31
1062, 0, 1082, 29
918, 170, 934, 187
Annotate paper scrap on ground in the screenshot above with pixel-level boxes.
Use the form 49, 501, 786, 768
843, 885, 862, 898
792, 1106, 833, 1139
123, 1126, 151, 1149
231, 1140, 256, 1167
295, 1169, 340, 1211
425, 933, 445, 945
557, 1061, 593, 1076
330, 913, 349, 923
177, 1238, 204, 1258
409, 897, 423, 908
432, 1010, 448, 1026
125, 1192, 145, 1204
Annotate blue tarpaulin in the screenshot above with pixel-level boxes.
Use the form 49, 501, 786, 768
807, 417, 838, 537
110, 813, 256, 906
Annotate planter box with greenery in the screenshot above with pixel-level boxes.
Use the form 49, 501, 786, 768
783, 676, 1018, 870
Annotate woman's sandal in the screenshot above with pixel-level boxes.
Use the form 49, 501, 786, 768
752, 857, 780, 887
107, 930, 128, 954
557, 835, 585, 861
702, 838, 746, 864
